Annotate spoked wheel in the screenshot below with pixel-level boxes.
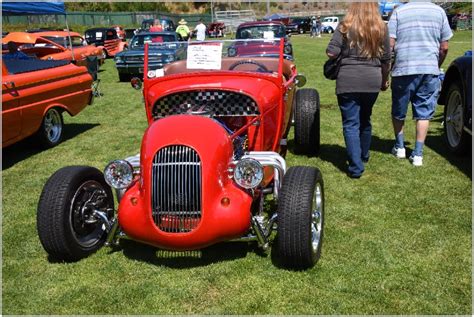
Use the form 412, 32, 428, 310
37, 166, 114, 261
276, 166, 324, 269
444, 82, 469, 154
38, 108, 63, 148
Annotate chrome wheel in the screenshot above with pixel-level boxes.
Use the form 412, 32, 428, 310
44, 108, 63, 144
69, 180, 110, 248
311, 183, 323, 253
445, 88, 463, 148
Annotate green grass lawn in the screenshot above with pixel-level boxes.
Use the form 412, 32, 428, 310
2, 30, 472, 314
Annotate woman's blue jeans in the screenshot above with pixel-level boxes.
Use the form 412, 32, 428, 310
337, 93, 379, 177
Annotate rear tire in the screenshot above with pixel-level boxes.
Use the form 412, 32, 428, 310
276, 166, 324, 269
294, 88, 321, 155
37, 166, 114, 261
37, 108, 63, 148
443, 81, 470, 154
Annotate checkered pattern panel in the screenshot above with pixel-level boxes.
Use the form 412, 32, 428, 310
152, 90, 260, 119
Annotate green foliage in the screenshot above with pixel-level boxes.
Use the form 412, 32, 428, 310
2, 31, 472, 315
449, 2, 472, 14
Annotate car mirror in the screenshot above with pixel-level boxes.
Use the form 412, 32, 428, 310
130, 77, 142, 90
295, 74, 306, 87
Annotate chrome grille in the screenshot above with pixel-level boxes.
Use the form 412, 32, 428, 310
151, 145, 202, 233
125, 56, 143, 62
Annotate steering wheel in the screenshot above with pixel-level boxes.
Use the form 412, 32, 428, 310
228, 60, 269, 73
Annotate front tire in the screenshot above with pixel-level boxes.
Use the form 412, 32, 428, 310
37, 166, 114, 261
37, 108, 63, 148
276, 166, 324, 269
294, 88, 321, 155
444, 81, 470, 154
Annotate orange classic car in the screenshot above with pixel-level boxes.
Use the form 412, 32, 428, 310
2, 57, 94, 148
2, 31, 105, 66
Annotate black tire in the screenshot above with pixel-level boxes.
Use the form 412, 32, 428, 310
37, 108, 64, 148
327, 27, 334, 34
37, 166, 114, 261
443, 81, 470, 154
118, 73, 130, 82
276, 166, 324, 269
294, 88, 321, 156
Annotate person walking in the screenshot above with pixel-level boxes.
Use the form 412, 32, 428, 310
388, 0, 452, 166
326, 2, 391, 178
176, 18, 190, 40
311, 16, 317, 38
316, 16, 322, 37
193, 18, 207, 41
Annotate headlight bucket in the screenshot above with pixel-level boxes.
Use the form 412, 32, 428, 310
104, 160, 134, 189
233, 158, 264, 189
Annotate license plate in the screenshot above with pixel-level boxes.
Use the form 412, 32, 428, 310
139, 67, 144, 73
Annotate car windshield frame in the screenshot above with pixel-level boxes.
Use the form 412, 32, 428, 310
131, 34, 178, 49
42, 36, 84, 48
236, 25, 286, 40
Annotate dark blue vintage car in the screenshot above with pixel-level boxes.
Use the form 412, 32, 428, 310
114, 32, 185, 81
438, 51, 472, 154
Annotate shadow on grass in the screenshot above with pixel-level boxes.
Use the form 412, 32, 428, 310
2, 123, 99, 170
119, 239, 254, 268
425, 127, 472, 179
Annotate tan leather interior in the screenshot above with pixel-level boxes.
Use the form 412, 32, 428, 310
163, 57, 295, 80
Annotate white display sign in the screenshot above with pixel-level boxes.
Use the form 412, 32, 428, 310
263, 31, 275, 40
95, 32, 103, 38
186, 43, 223, 70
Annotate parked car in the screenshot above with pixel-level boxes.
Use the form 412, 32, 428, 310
139, 18, 176, 33
438, 51, 472, 154
228, 21, 293, 59
286, 17, 312, 34
2, 58, 94, 148
84, 27, 128, 57
37, 39, 324, 270
114, 32, 185, 81
207, 22, 226, 37
321, 16, 339, 33
3, 32, 105, 67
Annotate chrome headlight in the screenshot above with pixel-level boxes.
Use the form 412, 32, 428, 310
114, 56, 123, 63
233, 158, 264, 189
104, 160, 134, 189
166, 54, 175, 62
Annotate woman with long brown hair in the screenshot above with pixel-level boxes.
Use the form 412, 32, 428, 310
326, 2, 391, 178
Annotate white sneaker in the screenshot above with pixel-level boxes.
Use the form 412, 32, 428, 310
391, 146, 406, 159
409, 155, 423, 166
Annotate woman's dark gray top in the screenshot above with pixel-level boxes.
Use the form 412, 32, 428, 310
326, 26, 391, 95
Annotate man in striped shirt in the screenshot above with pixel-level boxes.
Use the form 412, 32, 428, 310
388, 0, 452, 166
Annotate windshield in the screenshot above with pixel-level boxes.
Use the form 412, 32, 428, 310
131, 34, 177, 49
291, 18, 305, 23
236, 25, 286, 39
323, 18, 334, 22
143, 39, 289, 80
43, 36, 84, 48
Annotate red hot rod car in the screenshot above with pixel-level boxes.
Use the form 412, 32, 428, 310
37, 39, 324, 269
